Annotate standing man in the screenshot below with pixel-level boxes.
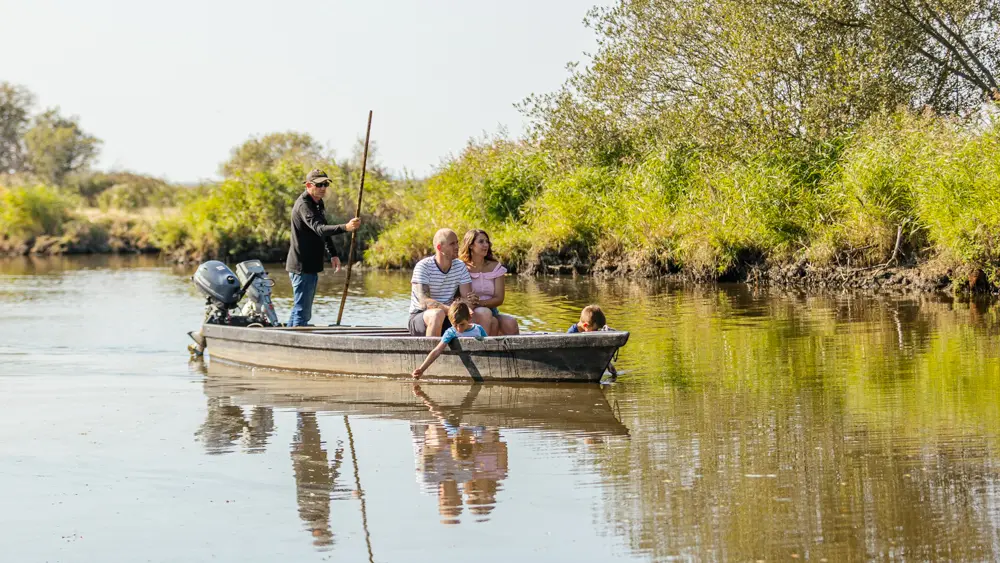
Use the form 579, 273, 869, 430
409, 228, 477, 336
286, 169, 361, 327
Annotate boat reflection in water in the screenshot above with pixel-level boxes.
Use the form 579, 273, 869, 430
194, 359, 629, 547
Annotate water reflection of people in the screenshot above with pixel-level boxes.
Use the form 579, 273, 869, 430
410, 384, 509, 524
464, 427, 507, 522
291, 412, 344, 548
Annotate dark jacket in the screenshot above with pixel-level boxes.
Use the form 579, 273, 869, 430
286, 191, 347, 274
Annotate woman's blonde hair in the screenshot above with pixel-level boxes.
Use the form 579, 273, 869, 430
459, 229, 497, 265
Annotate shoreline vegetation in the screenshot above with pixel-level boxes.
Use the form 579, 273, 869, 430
3, 0, 1000, 294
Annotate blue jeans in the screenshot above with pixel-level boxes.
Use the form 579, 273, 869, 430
288, 272, 319, 327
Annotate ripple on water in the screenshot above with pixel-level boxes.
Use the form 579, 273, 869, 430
2, 257, 1000, 561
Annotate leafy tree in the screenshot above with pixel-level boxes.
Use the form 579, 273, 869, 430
23, 108, 101, 185
62, 172, 117, 205
523, 0, 999, 159
787, 0, 1000, 112
0, 82, 33, 174
95, 173, 179, 210
220, 132, 325, 178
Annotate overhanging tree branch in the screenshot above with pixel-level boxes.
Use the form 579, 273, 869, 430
913, 0, 999, 92
885, 0, 994, 96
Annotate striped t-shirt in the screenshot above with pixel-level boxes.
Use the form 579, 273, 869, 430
409, 256, 473, 314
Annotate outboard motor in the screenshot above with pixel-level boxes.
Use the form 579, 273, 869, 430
191, 260, 278, 327
235, 260, 279, 326
188, 260, 280, 356
193, 260, 244, 325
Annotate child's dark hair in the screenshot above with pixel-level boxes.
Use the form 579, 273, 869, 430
449, 301, 472, 326
580, 305, 606, 329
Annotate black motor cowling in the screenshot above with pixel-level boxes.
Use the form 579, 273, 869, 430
188, 260, 274, 356
193, 260, 242, 307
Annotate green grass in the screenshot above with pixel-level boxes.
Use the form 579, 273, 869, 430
367, 110, 1000, 281
5, 111, 998, 278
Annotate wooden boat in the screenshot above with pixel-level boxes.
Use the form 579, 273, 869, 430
202, 360, 630, 436
199, 324, 628, 383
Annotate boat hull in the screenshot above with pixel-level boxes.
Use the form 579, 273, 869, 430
202, 360, 630, 436
201, 324, 628, 382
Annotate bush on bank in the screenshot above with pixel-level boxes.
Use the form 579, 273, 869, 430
0, 183, 160, 254
366, 111, 1000, 283
154, 158, 413, 262
5, 109, 998, 288
0, 184, 72, 239
0, 128, 416, 261
365, 140, 547, 268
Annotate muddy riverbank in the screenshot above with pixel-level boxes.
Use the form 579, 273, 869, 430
4, 229, 996, 296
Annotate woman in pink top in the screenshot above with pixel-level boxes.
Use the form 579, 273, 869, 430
458, 229, 520, 336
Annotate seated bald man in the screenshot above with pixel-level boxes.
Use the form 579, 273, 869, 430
408, 228, 478, 337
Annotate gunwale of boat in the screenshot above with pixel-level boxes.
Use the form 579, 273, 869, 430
203, 323, 629, 349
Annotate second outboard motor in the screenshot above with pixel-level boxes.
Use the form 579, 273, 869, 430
191, 260, 268, 326
189, 259, 277, 356
236, 260, 279, 326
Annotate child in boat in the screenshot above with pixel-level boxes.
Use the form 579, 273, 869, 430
412, 301, 487, 379
567, 305, 618, 376
567, 304, 609, 333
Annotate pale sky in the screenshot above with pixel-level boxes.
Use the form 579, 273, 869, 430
0, 0, 603, 183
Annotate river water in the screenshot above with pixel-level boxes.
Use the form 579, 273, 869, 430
2, 255, 999, 562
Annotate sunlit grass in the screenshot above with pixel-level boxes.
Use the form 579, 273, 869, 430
369, 111, 1000, 281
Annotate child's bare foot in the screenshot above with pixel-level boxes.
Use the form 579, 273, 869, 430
411, 368, 423, 379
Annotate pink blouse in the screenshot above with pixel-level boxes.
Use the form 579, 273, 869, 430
469, 263, 507, 301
